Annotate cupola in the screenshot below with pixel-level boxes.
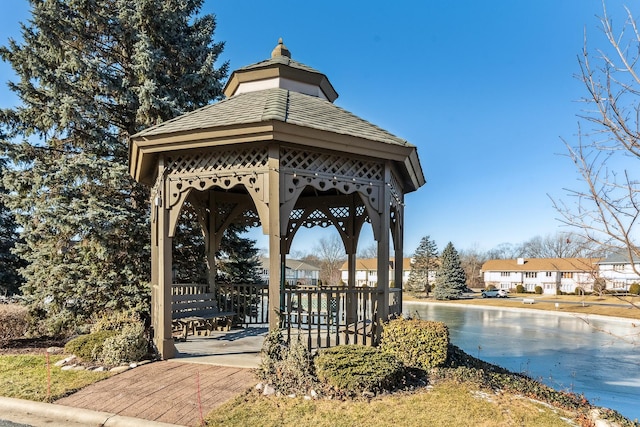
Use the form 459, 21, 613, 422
223, 38, 338, 102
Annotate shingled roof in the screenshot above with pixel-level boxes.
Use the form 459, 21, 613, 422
237, 54, 324, 75
132, 87, 411, 147
130, 39, 425, 191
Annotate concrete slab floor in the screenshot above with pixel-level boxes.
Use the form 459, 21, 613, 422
172, 326, 267, 369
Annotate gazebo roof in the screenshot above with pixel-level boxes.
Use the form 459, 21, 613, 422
133, 87, 410, 146
129, 40, 425, 192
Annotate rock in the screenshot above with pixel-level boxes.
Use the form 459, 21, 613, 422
255, 383, 263, 391
287, 394, 296, 398
262, 384, 276, 396
46, 346, 63, 354
304, 395, 311, 400
92, 366, 106, 372
137, 360, 152, 366
54, 356, 76, 367
310, 389, 318, 399
61, 365, 75, 371
129, 363, 137, 368
71, 365, 86, 371
110, 365, 131, 374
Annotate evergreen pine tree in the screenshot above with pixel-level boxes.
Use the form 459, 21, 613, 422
0, 157, 25, 296
406, 235, 438, 296
172, 203, 208, 284
216, 224, 262, 285
433, 242, 467, 300
0, 0, 227, 334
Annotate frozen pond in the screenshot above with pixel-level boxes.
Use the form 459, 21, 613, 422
404, 302, 640, 421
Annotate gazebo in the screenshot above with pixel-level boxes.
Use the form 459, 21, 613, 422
129, 39, 425, 359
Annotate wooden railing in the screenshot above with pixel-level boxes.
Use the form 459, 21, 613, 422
172, 283, 402, 350
216, 283, 270, 325
281, 286, 383, 349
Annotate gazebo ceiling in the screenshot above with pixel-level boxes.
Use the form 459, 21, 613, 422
129, 39, 425, 192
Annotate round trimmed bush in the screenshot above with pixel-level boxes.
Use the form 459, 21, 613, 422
100, 322, 148, 366
64, 330, 119, 361
380, 317, 449, 370
629, 283, 640, 295
515, 284, 525, 294
535, 286, 543, 295
314, 345, 403, 395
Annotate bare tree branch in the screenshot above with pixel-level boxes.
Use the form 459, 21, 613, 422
552, 2, 640, 280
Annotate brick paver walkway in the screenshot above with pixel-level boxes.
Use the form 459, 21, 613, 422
56, 360, 255, 426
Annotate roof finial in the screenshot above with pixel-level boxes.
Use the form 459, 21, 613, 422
271, 37, 291, 58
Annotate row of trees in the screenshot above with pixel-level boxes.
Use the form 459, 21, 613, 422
404, 231, 617, 297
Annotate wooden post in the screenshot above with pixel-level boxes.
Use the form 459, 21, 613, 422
267, 144, 282, 331
207, 193, 217, 294
394, 202, 404, 313
152, 157, 175, 359
375, 164, 391, 339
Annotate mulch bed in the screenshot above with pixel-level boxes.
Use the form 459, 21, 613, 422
0, 337, 67, 355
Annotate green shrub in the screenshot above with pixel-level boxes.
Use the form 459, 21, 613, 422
379, 317, 449, 370
314, 345, 403, 395
0, 305, 28, 344
91, 310, 141, 333
257, 330, 316, 394
629, 283, 640, 295
64, 330, 119, 361
535, 286, 543, 295
515, 284, 524, 294
100, 322, 148, 366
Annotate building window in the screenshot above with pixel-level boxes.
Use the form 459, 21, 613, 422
545, 272, 552, 277
613, 264, 625, 271
524, 272, 537, 278
369, 271, 377, 276
561, 272, 573, 279
500, 272, 510, 277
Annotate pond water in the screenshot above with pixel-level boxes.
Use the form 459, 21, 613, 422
404, 302, 640, 421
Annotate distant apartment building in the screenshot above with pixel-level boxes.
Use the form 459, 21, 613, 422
339, 258, 412, 287
481, 257, 599, 295
597, 252, 640, 291
258, 258, 320, 286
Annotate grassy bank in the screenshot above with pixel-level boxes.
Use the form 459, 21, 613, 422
405, 293, 640, 320
206, 382, 580, 427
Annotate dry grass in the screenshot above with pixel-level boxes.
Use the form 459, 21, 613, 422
0, 354, 112, 402
0, 304, 28, 343
405, 294, 640, 320
205, 382, 577, 427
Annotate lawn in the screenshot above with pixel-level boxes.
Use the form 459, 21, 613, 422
0, 354, 112, 402
205, 382, 581, 427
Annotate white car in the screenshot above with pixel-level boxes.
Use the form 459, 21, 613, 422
481, 289, 508, 298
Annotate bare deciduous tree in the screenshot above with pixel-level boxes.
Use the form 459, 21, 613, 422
519, 232, 601, 259
357, 243, 378, 259
553, 2, 640, 274
459, 246, 487, 289
314, 235, 346, 285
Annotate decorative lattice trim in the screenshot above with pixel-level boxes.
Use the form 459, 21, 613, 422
166, 147, 268, 177
281, 148, 383, 181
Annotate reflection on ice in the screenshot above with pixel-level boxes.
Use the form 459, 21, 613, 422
405, 302, 640, 421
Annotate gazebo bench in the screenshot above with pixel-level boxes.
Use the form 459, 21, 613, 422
171, 293, 235, 340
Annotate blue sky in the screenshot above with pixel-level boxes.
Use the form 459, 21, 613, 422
0, 1, 636, 256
